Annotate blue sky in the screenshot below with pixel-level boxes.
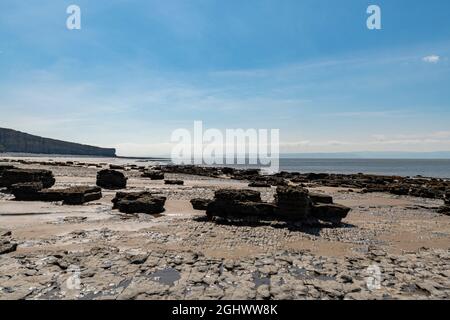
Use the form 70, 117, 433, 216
1, 0, 449, 156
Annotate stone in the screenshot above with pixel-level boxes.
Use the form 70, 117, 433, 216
11, 184, 102, 205
112, 191, 166, 214
190, 198, 212, 211
59, 186, 102, 205
164, 180, 184, 185
205, 189, 278, 220
10, 182, 44, 200
214, 189, 261, 202
127, 254, 149, 265
389, 184, 410, 196
112, 191, 153, 209
437, 205, 450, 216
96, 169, 127, 189
207, 201, 276, 219
0, 241, 17, 255
0, 168, 55, 188
312, 204, 351, 224
248, 181, 271, 188
0, 229, 12, 237
142, 170, 164, 180
309, 192, 333, 204
306, 173, 330, 180
109, 164, 125, 170
274, 186, 313, 220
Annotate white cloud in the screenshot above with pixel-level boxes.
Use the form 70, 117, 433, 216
422, 55, 440, 63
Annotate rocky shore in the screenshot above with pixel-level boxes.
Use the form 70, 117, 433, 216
0, 157, 449, 300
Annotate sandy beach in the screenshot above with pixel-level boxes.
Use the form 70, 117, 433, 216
0, 157, 449, 300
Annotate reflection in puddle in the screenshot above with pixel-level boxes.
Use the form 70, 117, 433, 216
252, 271, 270, 287
147, 268, 181, 286
291, 267, 336, 281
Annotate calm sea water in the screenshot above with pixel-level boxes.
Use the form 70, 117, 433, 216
279, 159, 450, 178
2, 154, 450, 179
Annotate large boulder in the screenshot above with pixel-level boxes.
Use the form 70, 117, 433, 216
112, 191, 166, 214
311, 203, 351, 224
96, 169, 127, 189
50, 186, 102, 205
309, 192, 333, 204
112, 191, 153, 209
10, 182, 44, 201
248, 181, 271, 188
274, 186, 313, 219
207, 201, 276, 219
204, 187, 350, 226
11, 184, 102, 205
214, 189, 261, 202
388, 184, 410, 196
0, 168, 55, 188
142, 170, 165, 180
206, 189, 270, 219
190, 198, 212, 211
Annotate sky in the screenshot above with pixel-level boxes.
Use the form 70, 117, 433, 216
0, 0, 450, 157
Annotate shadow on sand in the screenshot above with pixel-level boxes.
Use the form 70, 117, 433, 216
193, 215, 356, 237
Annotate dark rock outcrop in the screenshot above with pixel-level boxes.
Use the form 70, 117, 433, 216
190, 198, 212, 211
206, 187, 350, 226
164, 180, 184, 185
214, 189, 261, 202
311, 204, 351, 224
48, 186, 102, 205
0, 241, 17, 255
11, 184, 102, 205
0, 168, 55, 188
10, 182, 44, 200
309, 192, 333, 204
96, 170, 127, 189
0, 229, 12, 237
0, 164, 15, 174
112, 191, 166, 214
109, 164, 125, 170
0, 230, 17, 255
207, 201, 276, 219
274, 186, 313, 220
156, 165, 450, 203
142, 170, 165, 180
0, 127, 116, 156
206, 189, 274, 220
248, 181, 271, 188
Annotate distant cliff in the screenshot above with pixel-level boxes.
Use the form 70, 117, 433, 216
0, 128, 116, 157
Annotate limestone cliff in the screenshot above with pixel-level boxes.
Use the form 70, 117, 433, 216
0, 128, 116, 157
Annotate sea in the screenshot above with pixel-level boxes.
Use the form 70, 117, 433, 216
278, 158, 450, 179
1, 154, 450, 179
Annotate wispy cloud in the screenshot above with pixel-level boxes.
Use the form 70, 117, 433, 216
422, 55, 440, 63
321, 110, 412, 118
